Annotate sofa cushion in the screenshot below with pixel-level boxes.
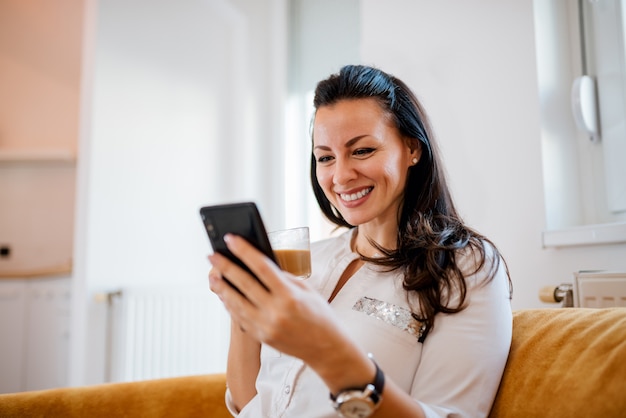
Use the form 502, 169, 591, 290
489, 308, 626, 418
0, 373, 231, 418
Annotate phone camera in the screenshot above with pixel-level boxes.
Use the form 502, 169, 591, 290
206, 223, 218, 239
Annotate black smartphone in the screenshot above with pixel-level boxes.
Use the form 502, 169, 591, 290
199, 202, 276, 291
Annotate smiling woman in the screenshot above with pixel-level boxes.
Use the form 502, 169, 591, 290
312, 99, 419, 235
208, 65, 513, 418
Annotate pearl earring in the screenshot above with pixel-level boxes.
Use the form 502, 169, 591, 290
412, 157, 418, 164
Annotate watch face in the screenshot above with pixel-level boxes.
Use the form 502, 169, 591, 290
338, 398, 374, 418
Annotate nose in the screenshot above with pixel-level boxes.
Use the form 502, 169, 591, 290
333, 158, 357, 186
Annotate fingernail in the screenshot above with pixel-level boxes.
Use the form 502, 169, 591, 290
224, 234, 234, 245
209, 271, 221, 285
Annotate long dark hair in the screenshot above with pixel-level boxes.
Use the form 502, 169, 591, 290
310, 65, 511, 333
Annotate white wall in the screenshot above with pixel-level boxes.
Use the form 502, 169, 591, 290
359, 0, 626, 310
71, 0, 287, 385
83, 0, 286, 291
287, 0, 360, 240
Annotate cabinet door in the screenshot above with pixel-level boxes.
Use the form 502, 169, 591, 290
23, 277, 71, 391
0, 281, 26, 393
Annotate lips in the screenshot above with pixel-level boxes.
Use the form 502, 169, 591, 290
338, 187, 373, 202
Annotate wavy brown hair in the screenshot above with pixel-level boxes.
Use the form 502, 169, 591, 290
310, 65, 511, 334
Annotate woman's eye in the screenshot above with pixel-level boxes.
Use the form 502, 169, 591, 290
317, 155, 333, 163
354, 148, 375, 157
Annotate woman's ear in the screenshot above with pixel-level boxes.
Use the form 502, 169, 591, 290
410, 142, 422, 165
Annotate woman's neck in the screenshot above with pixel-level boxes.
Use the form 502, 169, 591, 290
352, 223, 398, 258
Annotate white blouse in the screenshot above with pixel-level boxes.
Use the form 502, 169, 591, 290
226, 229, 512, 417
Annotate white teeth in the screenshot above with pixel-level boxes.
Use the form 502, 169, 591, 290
340, 187, 372, 202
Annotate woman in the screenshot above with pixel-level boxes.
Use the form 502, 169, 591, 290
208, 65, 512, 417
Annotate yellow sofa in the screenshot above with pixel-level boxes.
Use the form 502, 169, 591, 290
1, 308, 625, 418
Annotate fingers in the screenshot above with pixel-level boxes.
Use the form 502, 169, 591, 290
207, 234, 295, 340
207, 268, 225, 297
221, 234, 286, 293
208, 265, 244, 308
208, 236, 283, 311
208, 263, 257, 333
209, 253, 266, 305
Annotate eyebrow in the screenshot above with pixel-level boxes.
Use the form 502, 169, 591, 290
313, 135, 368, 152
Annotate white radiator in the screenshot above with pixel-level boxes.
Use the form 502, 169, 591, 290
104, 284, 230, 382
574, 271, 626, 308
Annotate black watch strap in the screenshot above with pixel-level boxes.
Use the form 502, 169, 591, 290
369, 358, 385, 402
330, 355, 385, 403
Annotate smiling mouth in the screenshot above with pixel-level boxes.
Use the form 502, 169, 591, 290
339, 187, 373, 202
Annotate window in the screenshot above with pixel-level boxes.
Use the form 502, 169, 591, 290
534, 0, 626, 247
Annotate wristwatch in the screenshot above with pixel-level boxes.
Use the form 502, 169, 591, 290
330, 355, 385, 418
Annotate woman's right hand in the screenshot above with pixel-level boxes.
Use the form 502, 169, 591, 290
207, 236, 344, 365
207, 235, 375, 396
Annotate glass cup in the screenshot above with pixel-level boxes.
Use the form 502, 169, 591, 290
268, 226, 312, 278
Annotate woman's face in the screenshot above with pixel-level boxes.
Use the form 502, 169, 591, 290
313, 98, 419, 228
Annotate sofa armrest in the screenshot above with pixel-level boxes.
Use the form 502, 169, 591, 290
490, 308, 626, 418
0, 373, 231, 418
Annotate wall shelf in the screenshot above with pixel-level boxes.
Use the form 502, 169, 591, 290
0, 261, 73, 279
0, 149, 76, 163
